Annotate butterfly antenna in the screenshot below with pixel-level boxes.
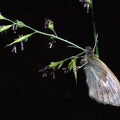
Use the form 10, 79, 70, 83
93, 33, 98, 52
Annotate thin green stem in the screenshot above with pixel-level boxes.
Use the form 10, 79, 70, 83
24, 25, 84, 50
52, 29, 58, 36
4, 17, 85, 51
54, 36, 85, 51
63, 51, 84, 62
5, 18, 15, 24
91, 0, 99, 57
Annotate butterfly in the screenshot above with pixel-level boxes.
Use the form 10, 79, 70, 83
80, 46, 120, 106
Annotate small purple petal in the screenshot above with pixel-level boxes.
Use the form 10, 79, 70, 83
11, 45, 17, 53
44, 19, 52, 29
39, 66, 51, 77
25, 38, 28, 42
48, 40, 56, 48
12, 24, 18, 33
79, 0, 90, 12
62, 67, 69, 74
21, 42, 24, 51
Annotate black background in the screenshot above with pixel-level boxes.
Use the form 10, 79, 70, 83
0, 0, 120, 120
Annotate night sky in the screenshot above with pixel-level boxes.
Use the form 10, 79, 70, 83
0, 0, 120, 120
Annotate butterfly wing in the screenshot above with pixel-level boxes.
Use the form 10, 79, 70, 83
83, 56, 120, 106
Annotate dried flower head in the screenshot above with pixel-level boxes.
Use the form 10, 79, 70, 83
62, 67, 69, 74
44, 19, 54, 31
11, 45, 17, 53
48, 40, 56, 48
6, 34, 27, 53
12, 24, 18, 34
79, 0, 91, 13
39, 65, 56, 79
39, 66, 50, 77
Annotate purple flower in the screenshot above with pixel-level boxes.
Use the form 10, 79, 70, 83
11, 45, 17, 53
39, 66, 50, 77
44, 19, 54, 30
48, 40, 56, 48
12, 20, 19, 33
39, 64, 56, 79
6, 34, 27, 53
79, 0, 91, 12
62, 67, 69, 74
12, 24, 18, 33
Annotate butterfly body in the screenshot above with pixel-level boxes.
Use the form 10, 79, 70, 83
81, 46, 120, 106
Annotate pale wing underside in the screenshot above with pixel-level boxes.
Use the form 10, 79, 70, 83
84, 58, 120, 106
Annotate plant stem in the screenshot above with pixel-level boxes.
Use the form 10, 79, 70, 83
62, 51, 85, 62
4, 18, 85, 51
91, 0, 99, 57
52, 29, 58, 36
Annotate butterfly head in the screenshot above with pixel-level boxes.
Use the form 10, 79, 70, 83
80, 46, 94, 65
84, 46, 94, 56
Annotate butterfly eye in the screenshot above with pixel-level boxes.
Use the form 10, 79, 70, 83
80, 57, 87, 65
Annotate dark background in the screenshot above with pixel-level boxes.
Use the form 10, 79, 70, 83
0, 0, 120, 120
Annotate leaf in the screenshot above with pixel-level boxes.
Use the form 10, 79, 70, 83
50, 60, 64, 70
5, 33, 35, 47
0, 13, 6, 20
0, 25, 13, 32
17, 21, 25, 28
68, 59, 77, 80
